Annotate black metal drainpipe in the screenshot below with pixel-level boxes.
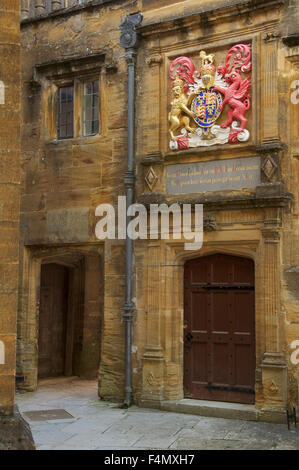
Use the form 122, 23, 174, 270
120, 12, 143, 408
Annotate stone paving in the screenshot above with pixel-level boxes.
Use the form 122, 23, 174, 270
16, 378, 299, 450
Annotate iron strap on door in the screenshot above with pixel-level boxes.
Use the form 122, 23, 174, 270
202, 285, 254, 290
205, 383, 255, 394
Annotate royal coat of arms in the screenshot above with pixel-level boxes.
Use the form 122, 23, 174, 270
168, 44, 251, 150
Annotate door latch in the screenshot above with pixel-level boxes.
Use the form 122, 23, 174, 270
186, 332, 193, 342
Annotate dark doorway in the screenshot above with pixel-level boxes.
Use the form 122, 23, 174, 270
38, 263, 69, 378
184, 253, 255, 404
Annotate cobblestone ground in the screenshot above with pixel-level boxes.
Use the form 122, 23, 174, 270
16, 378, 299, 450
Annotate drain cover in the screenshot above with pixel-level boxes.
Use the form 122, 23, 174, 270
23, 409, 74, 421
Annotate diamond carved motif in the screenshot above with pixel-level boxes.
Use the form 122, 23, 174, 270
145, 166, 158, 191
262, 155, 278, 181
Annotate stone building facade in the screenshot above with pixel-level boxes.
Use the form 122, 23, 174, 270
0, 0, 34, 450
0, 0, 21, 417
15, 0, 299, 423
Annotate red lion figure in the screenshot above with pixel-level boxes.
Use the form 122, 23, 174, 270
214, 44, 251, 142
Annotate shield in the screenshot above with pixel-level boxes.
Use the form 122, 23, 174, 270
191, 89, 223, 128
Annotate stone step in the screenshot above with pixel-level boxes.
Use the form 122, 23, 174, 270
161, 399, 260, 422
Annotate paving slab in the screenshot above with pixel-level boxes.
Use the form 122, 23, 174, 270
16, 378, 299, 450
171, 438, 277, 450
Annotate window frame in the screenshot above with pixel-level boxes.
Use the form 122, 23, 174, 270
82, 79, 100, 137
57, 84, 75, 140
37, 53, 105, 143
54, 76, 100, 141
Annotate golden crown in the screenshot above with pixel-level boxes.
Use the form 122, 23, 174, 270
172, 76, 184, 88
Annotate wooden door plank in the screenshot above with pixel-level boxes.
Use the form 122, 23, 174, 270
184, 254, 255, 404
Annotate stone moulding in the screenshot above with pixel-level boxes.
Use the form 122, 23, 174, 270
145, 54, 163, 67
137, 191, 292, 212
163, 142, 258, 161
139, 0, 286, 36
21, 0, 117, 25
148, 142, 284, 163
21, 0, 286, 27
262, 30, 281, 43
34, 51, 106, 80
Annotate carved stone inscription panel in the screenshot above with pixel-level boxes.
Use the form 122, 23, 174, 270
165, 156, 260, 195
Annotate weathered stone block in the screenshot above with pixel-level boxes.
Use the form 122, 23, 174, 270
46, 207, 89, 242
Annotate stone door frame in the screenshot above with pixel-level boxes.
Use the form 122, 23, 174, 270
140, 235, 287, 412
17, 243, 104, 391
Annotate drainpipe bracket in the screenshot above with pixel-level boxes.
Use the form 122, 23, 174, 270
124, 171, 135, 188
123, 301, 135, 320
125, 49, 137, 66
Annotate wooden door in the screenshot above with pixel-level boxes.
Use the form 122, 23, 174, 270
184, 254, 255, 404
38, 263, 69, 378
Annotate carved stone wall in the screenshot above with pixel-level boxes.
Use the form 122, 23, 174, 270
134, 0, 297, 418
17, 0, 299, 422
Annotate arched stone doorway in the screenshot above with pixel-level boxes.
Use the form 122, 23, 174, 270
184, 253, 255, 404
17, 244, 104, 390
